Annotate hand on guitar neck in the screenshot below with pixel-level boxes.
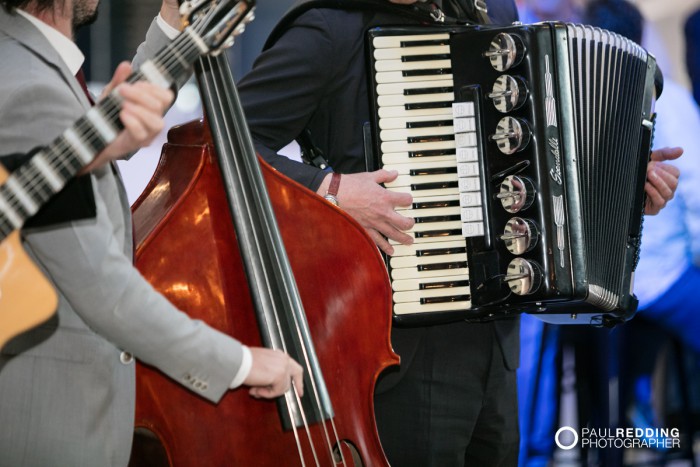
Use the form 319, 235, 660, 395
78, 62, 174, 174
0, 63, 172, 350
1, 0, 255, 349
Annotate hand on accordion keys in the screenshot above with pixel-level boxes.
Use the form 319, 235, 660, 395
645, 147, 682, 215
317, 169, 414, 255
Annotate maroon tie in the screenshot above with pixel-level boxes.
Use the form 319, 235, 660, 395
75, 68, 95, 105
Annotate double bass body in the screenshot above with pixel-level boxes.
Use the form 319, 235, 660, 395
130, 78, 397, 463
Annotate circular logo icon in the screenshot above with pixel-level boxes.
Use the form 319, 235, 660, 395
555, 426, 579, 450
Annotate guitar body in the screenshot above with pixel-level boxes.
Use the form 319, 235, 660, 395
0, 1, 255, 351
0, 165, 57, 349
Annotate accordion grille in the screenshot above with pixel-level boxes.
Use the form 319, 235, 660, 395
566, 25, 649, 309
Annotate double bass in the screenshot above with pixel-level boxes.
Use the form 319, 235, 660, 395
129, 8, 398, 467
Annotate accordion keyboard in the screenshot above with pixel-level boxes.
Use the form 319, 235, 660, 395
368, 23, 657, 325
372, 33, 486, 316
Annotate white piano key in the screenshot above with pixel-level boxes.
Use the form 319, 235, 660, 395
456, 147, 480, 162
379, 112, 454, 130
453, 117, 476, 133
394, 286, 471, 303
390, 231, 465, 245
391, 251, 467, 269
462, 222, 485, 237
386, 173, 458, 189
394, 300, 471, 315
397, 197, 482, 218
372, 34, 450, 49
388, 185, 460, 198
452, 102, 475, 117
382, 152, 457, 165
455, 132, 477, 147
396, 193, 460, 211
460, 207, 483, 222
458, 177, 480, 192
411, 220, 463, 233
373, 45, 451, 60
381, 139, 455, 154
457, 162, 479, 177
382, 160, 457, 174
378, 91, 455, 107
379, 104, 456, 119
380, 126, 455, 142
392, 274, 470, 292
376, 79, 454, 96
391, 264, 469, 280
402, 206, 461, 221
391, 240, 466, 257
460, 192, 482, 207
375, 58, 452, 73
375, 71, 454, 84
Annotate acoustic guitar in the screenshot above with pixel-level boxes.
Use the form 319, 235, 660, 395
0, 0, 255, 348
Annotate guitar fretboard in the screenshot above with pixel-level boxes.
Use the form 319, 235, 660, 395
0, 28, 207, 240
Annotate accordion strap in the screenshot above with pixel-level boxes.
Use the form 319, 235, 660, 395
448, 0, 491, 24
263, 0, 483, 50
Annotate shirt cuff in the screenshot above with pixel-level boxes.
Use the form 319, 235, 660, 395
156, 13, 180, 40
230, 345, 252, 389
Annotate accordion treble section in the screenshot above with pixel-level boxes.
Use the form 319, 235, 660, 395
366, 22, 659, 326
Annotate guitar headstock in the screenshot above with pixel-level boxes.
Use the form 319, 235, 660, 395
180, 0, 256, 54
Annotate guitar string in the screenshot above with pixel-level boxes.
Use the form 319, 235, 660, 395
0, 4, 231, 236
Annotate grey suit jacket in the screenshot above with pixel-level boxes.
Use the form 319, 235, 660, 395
0, 9, 244, 466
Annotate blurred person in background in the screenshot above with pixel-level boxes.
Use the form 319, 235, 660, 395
685, 9, 700, 106
517, 1, 697, 465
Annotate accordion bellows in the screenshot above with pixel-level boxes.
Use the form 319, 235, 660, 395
367, 22, 659, 326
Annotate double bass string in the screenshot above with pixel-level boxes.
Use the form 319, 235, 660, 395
200, 52, 350, 466
203, 54, 333, 465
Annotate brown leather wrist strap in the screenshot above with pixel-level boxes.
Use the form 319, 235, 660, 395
323, 172, 341, 206
327, 172, 341, 197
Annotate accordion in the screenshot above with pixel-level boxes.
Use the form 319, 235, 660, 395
366, 22, 660, 326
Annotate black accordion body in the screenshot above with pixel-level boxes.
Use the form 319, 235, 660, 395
366, 22, 659, 326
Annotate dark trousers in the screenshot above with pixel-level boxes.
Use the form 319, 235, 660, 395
374, 322, 519, 467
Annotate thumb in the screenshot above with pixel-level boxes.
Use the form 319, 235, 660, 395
373, 169, 399, 184
101, 61, 133, 99
650, 146, 683, 162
